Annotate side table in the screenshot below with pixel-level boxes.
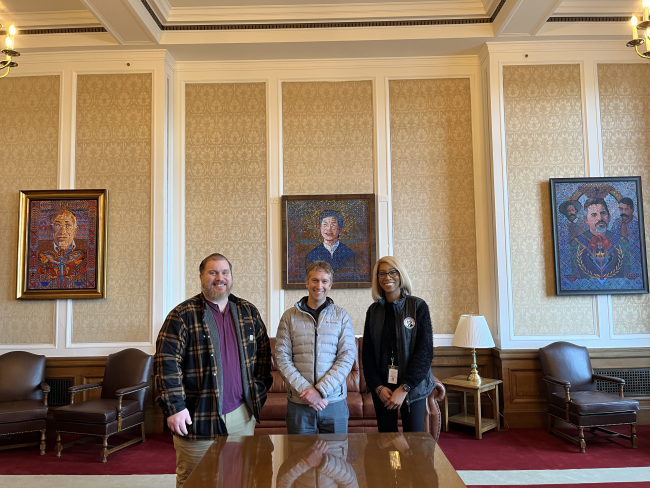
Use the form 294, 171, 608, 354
441, 375, 502, 439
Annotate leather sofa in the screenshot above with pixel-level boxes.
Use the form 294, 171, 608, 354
256, 337, 446, 440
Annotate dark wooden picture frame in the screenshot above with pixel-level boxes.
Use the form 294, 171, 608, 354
550, 177, 648, 295
282, 194, 376, 289
16, 189, 108, 300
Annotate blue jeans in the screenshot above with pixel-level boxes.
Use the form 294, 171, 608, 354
286, 400, 349, 434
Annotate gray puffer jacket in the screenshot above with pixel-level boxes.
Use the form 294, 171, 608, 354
275, 298, 356, 404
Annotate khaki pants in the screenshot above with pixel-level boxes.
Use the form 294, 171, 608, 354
173, 403, 255, 487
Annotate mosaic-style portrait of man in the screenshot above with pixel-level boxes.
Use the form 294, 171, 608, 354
551, 177, 648, 295
305, 209, 355, 275
283, 195, 375, 288
27, 201, 98, 291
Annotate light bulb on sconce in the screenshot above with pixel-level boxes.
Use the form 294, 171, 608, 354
627, 1, 650, 57
0, 22, 19, 78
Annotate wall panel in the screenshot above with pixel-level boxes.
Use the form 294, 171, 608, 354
598, 63, 650, 335
503, 65, 593, 336
0, 76, 59, 345
390, 78, 479, 335
283, 81, 375, 333
185, 83, 268, 322
74, 73, 152, 343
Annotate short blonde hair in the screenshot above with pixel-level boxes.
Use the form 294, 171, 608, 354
371, 255, 413, 302
305, 261, 334, 283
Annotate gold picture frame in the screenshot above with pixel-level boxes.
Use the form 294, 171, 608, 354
16, 189, 108, 300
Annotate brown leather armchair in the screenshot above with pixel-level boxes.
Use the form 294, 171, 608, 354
53, 348, 152, 462
539, 341, 639, 453
0, 351, 50, 455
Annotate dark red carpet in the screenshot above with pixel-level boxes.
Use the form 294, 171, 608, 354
2, 426, 648, 485
0, 432, 176, 475
438, 425, 650, 471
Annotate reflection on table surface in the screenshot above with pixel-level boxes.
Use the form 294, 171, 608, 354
184, 432, 466, 488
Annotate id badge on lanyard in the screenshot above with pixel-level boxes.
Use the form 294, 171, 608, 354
388, 356, 398, 384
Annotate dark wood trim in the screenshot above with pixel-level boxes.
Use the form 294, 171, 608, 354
40, 345, 650, 435
493, 347, 650, 428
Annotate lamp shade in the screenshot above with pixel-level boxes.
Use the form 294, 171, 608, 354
451, 315, 495, 349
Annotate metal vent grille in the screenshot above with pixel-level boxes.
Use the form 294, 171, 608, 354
45, 378, 73, 407
594, 369, 650, 397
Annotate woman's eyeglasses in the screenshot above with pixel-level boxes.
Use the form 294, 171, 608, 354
377, 270, 399, 279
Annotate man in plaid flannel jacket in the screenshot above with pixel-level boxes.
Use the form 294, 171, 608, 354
154, 253, 272, 487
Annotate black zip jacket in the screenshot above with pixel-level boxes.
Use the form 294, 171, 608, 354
362, 294, 434, 404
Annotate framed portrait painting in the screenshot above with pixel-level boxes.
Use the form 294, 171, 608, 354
550, 177, 648, 295
282, 194, 376, 289
16, 189, 108, 299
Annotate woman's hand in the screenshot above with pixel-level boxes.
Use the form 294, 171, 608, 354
376, 386, 393, 405
385, 386, 407, 410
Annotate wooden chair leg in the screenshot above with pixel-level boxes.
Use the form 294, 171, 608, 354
101, 436, 108, 463
56, 432, 62, 457
141, 423, 147, 443
39, 429, 46, 455
631, 424, 638, 449
546, 414, 553, 433
578, 427, 586, 454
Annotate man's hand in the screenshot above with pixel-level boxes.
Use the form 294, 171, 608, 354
376, 386, 393, 406
167, 408, 192, 435
300, 387, 324, 407
302, 439, 329, 467
385, 386, 407, 410
309, 397, 329, 411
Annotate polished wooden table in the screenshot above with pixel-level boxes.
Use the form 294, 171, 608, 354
442, 375, 502, 439
184, 432, 466, 487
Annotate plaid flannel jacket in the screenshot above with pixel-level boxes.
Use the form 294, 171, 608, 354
154, 292, 272, 440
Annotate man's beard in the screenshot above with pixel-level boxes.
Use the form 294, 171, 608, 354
621, 215, 632, 223
202, 280, 232, 302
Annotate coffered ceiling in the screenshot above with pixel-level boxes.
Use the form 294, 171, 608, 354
1, 0, 637, 60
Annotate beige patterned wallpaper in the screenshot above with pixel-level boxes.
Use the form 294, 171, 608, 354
504, 65, 593, 336
283, 82, 374, 195
74, 74, 151, 343
390, 79, 478, 335
0, 76, 59, 345
599, 63, 650, 334
283, 81, 375, 333
185, 83, 268, 322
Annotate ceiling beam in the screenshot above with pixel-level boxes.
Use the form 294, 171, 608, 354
80, 0, 155, 44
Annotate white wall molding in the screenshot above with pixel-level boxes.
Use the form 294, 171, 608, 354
1, 54, 170, 357
174, 55, 481, 74
484, 40, 650, 350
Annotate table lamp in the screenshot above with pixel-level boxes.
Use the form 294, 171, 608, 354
451, 314, 495, 385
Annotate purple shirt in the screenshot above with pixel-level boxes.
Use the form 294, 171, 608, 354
206, 301, 244, 415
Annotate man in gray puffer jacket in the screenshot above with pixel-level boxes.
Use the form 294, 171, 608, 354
275, 261, 356, 434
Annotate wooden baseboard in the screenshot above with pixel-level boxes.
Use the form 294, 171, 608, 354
494, 348, 650, 427
38, 346, 650, 434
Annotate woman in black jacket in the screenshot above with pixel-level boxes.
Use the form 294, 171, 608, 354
362, 255, 434, 432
